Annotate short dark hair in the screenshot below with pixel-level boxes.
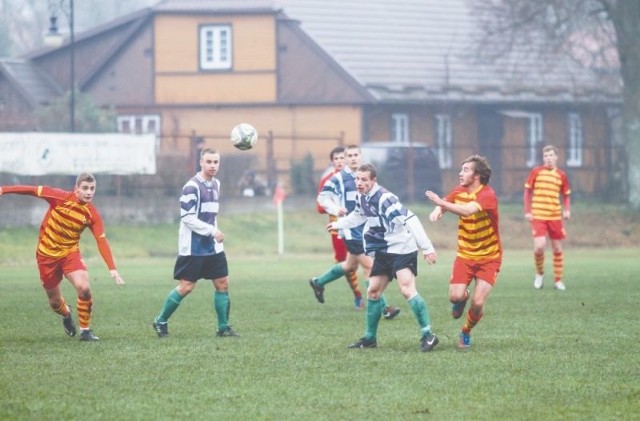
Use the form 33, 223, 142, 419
357, 162, 377, 179
75, 172, 95, 186
329, 146, 345, 160
463, 155, 491, 185
543, 145, 558, 154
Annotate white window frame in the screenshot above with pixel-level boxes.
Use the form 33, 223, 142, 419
566, 112, 583, 167
526, 113, 543, 168
435, 114, 452, 169
391, 113, 409, 143
117, 115, 161, 135
199, 24, 232, 70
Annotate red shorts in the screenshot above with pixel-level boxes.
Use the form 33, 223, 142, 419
36, 250, 86, 290
450, 256, 502, 286
531, 219, 566, 240
330, 233, 348, 262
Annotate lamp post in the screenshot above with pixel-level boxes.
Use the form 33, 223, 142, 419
44, 0, 75, 132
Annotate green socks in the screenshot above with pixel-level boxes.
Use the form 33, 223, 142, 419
409, 295, 432, 337
316, 264, 346, 287
364, 298, 383, 340
214, 291, 230, 330
156, 288, 183, 323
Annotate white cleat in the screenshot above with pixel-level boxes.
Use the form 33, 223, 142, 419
533, 274, 544, 289
554, 281, 566, 291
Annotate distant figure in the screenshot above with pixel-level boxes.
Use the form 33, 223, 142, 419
0, 173, 125, 341
238, 170, 268, 197
152, 148, 239, 338
524, 145, 571, 291
316, 146, 363, 309
426, 155, 501, 350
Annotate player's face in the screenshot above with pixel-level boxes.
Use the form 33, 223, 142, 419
542, 149, 558, 169
356, 170, 375, 194
75, 181, 96, 204
458, 162, 478, 188
331, 152, 345, 171
345, 148, 361, 170
200, 152, 220, 180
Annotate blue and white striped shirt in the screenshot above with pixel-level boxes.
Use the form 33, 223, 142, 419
334, 183, 434, 255
177, 173, 222, 256
317, 166, 363, 241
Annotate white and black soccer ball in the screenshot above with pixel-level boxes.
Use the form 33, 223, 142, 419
230, 123, 258, 151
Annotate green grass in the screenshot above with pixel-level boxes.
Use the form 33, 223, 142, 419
1, 205, 639, 419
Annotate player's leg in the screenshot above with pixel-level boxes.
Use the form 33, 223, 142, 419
348, 273, 388, 349
395, 256, 438, 352
153, 256, 199, 337
532, 220, 548, 289
334, 236, 362, 307
549, 221, 567, 290
208, 252, 238, 337
459, 260, 499, 349
65, 268, 97, 341
449, 257, 471, 319
38, 254, 76, 337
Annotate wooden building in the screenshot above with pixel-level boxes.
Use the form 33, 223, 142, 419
0, 0, 621, 199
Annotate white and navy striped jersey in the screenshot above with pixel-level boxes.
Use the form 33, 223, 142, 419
334, 183, 435, 255
177, 173, 223, 256
317, 166, 363, 240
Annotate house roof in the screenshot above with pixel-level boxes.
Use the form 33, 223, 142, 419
0, 58, 62, 108
275, 0, 621, 104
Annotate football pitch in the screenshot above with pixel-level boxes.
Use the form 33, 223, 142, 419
0, 247, 638, 420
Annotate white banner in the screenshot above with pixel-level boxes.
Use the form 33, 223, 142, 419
0, 132, 156, 175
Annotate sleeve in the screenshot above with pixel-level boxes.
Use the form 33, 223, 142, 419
182, 213, 215, 236
88, 209, 117, 270
317, 174, 343, 216
403, 213, 435, 254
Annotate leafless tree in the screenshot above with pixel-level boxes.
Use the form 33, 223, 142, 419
469, 0, 640, 209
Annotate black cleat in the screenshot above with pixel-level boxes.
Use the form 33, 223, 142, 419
347, 337, 377, 349
420, 333, 439, 352
309, 278, 325, 303
62, 311, 77, 337
216, 326, 240, 337
383, 306, 401, 320
153, 321, 169, 338
79, 329, 99, 341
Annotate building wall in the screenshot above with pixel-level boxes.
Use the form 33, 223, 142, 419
154, 14, 277, 104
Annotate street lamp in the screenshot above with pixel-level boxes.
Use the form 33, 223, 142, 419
44, 0, 75, 132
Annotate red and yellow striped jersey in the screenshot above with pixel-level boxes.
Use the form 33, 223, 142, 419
524, 166, 571, 221
445, 184, 501, 261
2, 185, 116, 269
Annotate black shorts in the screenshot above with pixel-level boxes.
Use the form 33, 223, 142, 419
345, 239, 365, 256
174, 253, 229, 282
370, 251, 418, 281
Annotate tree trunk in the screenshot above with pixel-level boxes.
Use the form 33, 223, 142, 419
610, 0, 640, 210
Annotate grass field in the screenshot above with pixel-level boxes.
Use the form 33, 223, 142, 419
1, 206, 639, 420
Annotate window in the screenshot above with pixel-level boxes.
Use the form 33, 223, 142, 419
526, 113, 543, 168
566, 112, 583, 167
199, 24, 232, 70
435, 114, 452, 169
117, 115, 161, 135
391, 113, 409, 143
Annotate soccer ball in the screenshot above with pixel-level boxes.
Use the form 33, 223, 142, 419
230, 123, 258, 151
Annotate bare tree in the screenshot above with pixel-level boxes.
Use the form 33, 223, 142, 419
470, 0, 640, 209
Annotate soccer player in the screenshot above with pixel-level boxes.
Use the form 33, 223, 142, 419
0, 173, 125, 341
310, 145, 400, 319
330, 163, 439, 352
152, 148, 239, 338
524, 145, 571, 291
425, 155, 501, 350
316, 146, 363, 309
